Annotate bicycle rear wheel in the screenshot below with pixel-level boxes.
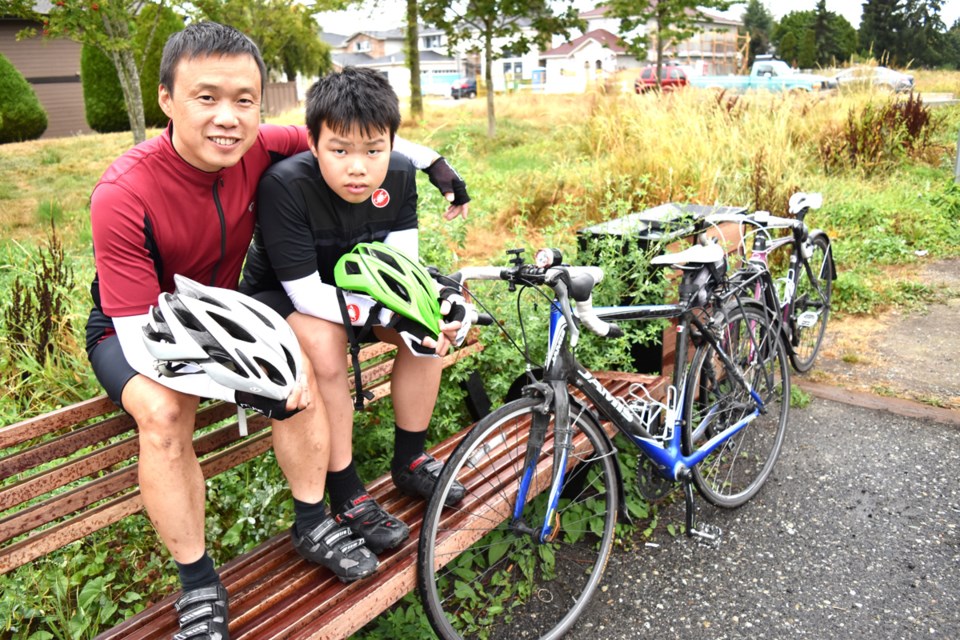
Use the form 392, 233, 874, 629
417, 397, 618, 640
790, 234, 833, 372
683, 303, 789, 508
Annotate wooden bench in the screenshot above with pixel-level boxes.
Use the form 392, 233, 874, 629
96, 370, 662, 640
0, 337, 483, 637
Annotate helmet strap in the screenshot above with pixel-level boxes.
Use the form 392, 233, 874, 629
336, 288, 377, 410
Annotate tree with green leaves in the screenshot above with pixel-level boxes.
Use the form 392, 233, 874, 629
607, 0, 733, 89
859, 0, 906, 64
5, 0, 173, 144
900, 0, 947, 67
192, 0, 335, 82
773, 10, 856, 67
742, 0, 774, 65
420, 0, 582, 137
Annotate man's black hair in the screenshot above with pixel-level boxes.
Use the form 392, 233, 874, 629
305, 67, 401, 145
159, 22, 267, 95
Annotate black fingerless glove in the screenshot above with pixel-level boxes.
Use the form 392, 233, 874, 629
235, 390, 302, 421
425, 157, 471, 205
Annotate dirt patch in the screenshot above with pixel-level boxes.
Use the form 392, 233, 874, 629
810, 258, 960, 410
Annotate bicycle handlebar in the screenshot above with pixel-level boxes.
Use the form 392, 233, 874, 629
450, 265, 623, 340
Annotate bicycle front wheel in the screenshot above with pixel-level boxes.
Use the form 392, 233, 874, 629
683, 303, 790, 508
417, 397, 619, 640
790, 233, 833, 372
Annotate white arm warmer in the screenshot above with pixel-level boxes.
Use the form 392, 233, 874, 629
393, 136, 440, 170
282, 273, 390, 326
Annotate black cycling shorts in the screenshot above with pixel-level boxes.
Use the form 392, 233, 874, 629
87, 332, 137, 410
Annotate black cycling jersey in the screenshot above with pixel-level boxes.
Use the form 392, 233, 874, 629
241, 150, 418, 293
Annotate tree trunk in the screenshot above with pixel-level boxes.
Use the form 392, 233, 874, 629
101, 12, 146, 145
484, 29, 495, 138
406, 0, 423, 120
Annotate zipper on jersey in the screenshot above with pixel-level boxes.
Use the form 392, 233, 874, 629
210, 176, 227, 286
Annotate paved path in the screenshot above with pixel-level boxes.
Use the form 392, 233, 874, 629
573, 397, 960, 639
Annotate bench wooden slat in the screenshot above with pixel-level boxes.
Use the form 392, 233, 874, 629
0, 396, 118, 450
0, 415, 274, 544
0, 424, 274, 573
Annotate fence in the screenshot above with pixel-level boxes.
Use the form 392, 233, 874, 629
262, 81, 299, 117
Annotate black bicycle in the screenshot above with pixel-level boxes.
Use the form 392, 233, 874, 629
417, 244, 790, 640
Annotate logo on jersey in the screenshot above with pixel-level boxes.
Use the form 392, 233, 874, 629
372, 189, 390, 208
347, 303, 361, 323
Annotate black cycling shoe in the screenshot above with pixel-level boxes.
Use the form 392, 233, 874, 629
173, 582, 229, 640
393, 453, 465, 506
290, 516, 379, 583
335, 494, 409, 554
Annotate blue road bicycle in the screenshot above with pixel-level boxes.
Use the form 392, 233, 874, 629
417, 244, 791, 640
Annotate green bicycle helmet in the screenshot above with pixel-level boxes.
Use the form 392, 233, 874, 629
334, 242, 442, 337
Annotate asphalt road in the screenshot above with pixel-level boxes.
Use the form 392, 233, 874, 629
571, 397, 960, 639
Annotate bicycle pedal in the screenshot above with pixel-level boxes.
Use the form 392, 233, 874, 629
796, 310, 820, 328
690, 523, 722, 547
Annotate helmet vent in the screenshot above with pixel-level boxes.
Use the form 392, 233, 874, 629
209, 311, 256, 342
255, 357, 287, 386
240, 302, 276, 330
382, 273, 412, 303
235, 350, 258, 378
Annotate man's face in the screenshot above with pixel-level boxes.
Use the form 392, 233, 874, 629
310, 123, 391, 204
159, 53, 262, 173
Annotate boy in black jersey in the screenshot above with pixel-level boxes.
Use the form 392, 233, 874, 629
240, 67, 472, 559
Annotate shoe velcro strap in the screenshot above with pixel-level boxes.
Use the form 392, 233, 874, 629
338, 499, 387, 523
321, 525, 354, 548
303, 517, 337, 544
175, 585, 226, 611
411, 456, 443, 477
337, 537, 368, 554
173, 621, 227, 640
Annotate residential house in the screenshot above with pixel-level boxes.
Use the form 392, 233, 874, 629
328, 26, 460, 97
577, 4, 745, 76
0, 1, 91, 139
541, 29, 637, 94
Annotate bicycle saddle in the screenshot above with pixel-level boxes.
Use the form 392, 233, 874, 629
650, 242, 725, 267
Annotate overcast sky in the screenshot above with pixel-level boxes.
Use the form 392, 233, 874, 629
314, 1, 960, 35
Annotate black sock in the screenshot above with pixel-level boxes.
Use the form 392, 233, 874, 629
176, 552, 219, 591
293, 497, 327, 536
392, 424, 428, 475
327, 460, 367, 509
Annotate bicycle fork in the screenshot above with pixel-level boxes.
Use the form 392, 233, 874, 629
511, 381, 574, 544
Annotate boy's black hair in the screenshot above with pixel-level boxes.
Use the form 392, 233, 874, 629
160, 22, 267, 96
305, 67, 401, 144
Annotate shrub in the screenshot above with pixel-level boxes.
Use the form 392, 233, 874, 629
81, 45, 128, 133
81, 4, 184, 132
0, 53, 47, 143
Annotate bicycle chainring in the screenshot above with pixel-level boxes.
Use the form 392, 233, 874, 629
636, 455, 676, 502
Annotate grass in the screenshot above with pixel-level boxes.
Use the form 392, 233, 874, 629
2, 80, 960, 637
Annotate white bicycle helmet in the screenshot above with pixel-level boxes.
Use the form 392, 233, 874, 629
142, 274, 302, 401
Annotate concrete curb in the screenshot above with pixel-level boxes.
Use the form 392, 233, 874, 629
795, 378, 960, 426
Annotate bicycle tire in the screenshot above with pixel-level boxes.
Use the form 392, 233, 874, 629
683, 303, 790, 508
789, 233, 833, 373
417, 396, 618, 640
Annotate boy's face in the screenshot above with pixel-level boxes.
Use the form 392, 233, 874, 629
159, 53, 262, 173
310, 123, 391, 204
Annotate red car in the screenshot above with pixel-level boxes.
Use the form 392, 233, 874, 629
634, 65, 689, 93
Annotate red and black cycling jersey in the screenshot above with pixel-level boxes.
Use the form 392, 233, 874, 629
86, 123, 307, 347
239, 150, 418, 293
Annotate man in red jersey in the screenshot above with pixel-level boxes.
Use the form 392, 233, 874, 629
85, 22, 469, 640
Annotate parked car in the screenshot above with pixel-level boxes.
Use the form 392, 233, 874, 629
690, 56, 835, 93
634, 64, 689, 93
833, 66, 914, 93
450, 77, 477, 99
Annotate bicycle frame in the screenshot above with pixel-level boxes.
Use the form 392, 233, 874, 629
523, 290, 765, 542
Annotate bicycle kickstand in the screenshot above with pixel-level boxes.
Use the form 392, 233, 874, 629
681, 473, 722, 548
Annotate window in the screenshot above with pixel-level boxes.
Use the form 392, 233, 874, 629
641, 68, 653, 80
354, 40, 371, 52
422, 34, 443, 49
